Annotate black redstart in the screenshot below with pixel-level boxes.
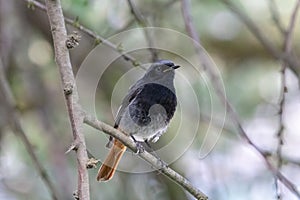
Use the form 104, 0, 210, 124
97, 60, 180, 181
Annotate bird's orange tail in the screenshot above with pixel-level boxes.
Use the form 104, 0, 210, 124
97, 139, 126, 181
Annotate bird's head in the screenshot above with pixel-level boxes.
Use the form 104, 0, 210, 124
143, 60, 180, 82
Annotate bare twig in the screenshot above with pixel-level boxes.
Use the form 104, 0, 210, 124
275, 0, 300, 198
264, 157, 300, 199
115, 0, 178, 36
284, 157, 300, 167
25, 0, 143, 69
180, 0, 300, 198
263, 150, 300, 167
127, 0, 159, 61
275, 40, 287, 200
44, 0, 89, 199
0, 59, 59, 200
83, 114, 208, 200
267, 0, 286, 35
284, 0, 300, 54
221, 0, 300, 77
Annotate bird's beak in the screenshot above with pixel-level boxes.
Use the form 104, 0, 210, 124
172, 65, 180, 69
163, 65, 180, 72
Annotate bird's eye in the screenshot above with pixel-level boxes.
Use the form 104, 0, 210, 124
156, 66, 162, 72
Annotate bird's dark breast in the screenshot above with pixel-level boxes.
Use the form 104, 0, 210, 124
129, 83, 177, 126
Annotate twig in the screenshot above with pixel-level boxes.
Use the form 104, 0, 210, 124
267, 0, 286, 35
83, 114, 208, 200
127, 0, 159, 61
264, 156, 300, 199
44, 0, 89, 199
116, 0, 178, 33
0, 59, 59, 200
25, 0, 143, 69
284, 0, 300, 54
180, 0, 300, 198
263, 150, 300, 167
284, 157, 300, 167
275, 41, 286, 200
115, 0, 178, 35
275, 0, 300, 198
220, 0, 300, 78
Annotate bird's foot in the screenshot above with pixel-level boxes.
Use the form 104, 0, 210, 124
157, 158, 168, 168
105, 136, 113, 148
135, 141, 145, 154
131, 135, 145, 154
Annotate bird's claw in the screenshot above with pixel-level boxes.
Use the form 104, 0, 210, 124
134, 141, 145, 154
157, 158, 167, 168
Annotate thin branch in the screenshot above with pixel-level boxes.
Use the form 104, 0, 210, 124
115, 0, 178, 34
264, 156, 300, 198
284, 0, 300, 54
263, 150, 300, 167
275, 42, 286, 200
0, 59, 59, 200
83, 114, 208, 200
44, 0, 89, 199
220, 0, 300, 78
284, 157, 300, 167
127, 0, 159, 61
275, 0, 300, 198
180, 0, 300, 198
267, 0, 286, 35
25, 0, 144, 69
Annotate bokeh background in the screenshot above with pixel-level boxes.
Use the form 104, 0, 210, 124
0, 0, 300, 199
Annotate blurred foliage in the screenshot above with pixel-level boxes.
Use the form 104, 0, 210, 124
0, 0, 300, 200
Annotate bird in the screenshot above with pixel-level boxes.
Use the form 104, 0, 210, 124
97, 60, 180, 182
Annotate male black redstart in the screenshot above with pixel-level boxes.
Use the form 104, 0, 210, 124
97, 60, 180, 181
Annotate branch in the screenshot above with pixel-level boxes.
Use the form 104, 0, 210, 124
127, 0, 159, 61
25, 0, 144, 69
180, 0, 300, 198
0, 59, 59, 199
284, 157, 300, 167
275, 0, 300, 198
83, 114, 208, 200
283, 0, 300, 54
116, 0, 178, 34
44, 0, 89, 199
220, 0, 300, 77
267, 0, 286, 35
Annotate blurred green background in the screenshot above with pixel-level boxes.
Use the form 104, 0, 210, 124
0, 0, 300, 199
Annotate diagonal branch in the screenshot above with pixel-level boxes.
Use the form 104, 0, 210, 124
127, 0, 159, 61
25, 0, 143, 69
267, 0, 286, 35
220, 0, 300, 78
44, 0, 89, 199
180, 0, 300, 198
116, 0, 178, 34
283, 0, 300, 54
83, 114, 208, 200
0, 59, 59, 200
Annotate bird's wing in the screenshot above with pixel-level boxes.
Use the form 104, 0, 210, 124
106, 82, 144, 148
114, 83, 144, 128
